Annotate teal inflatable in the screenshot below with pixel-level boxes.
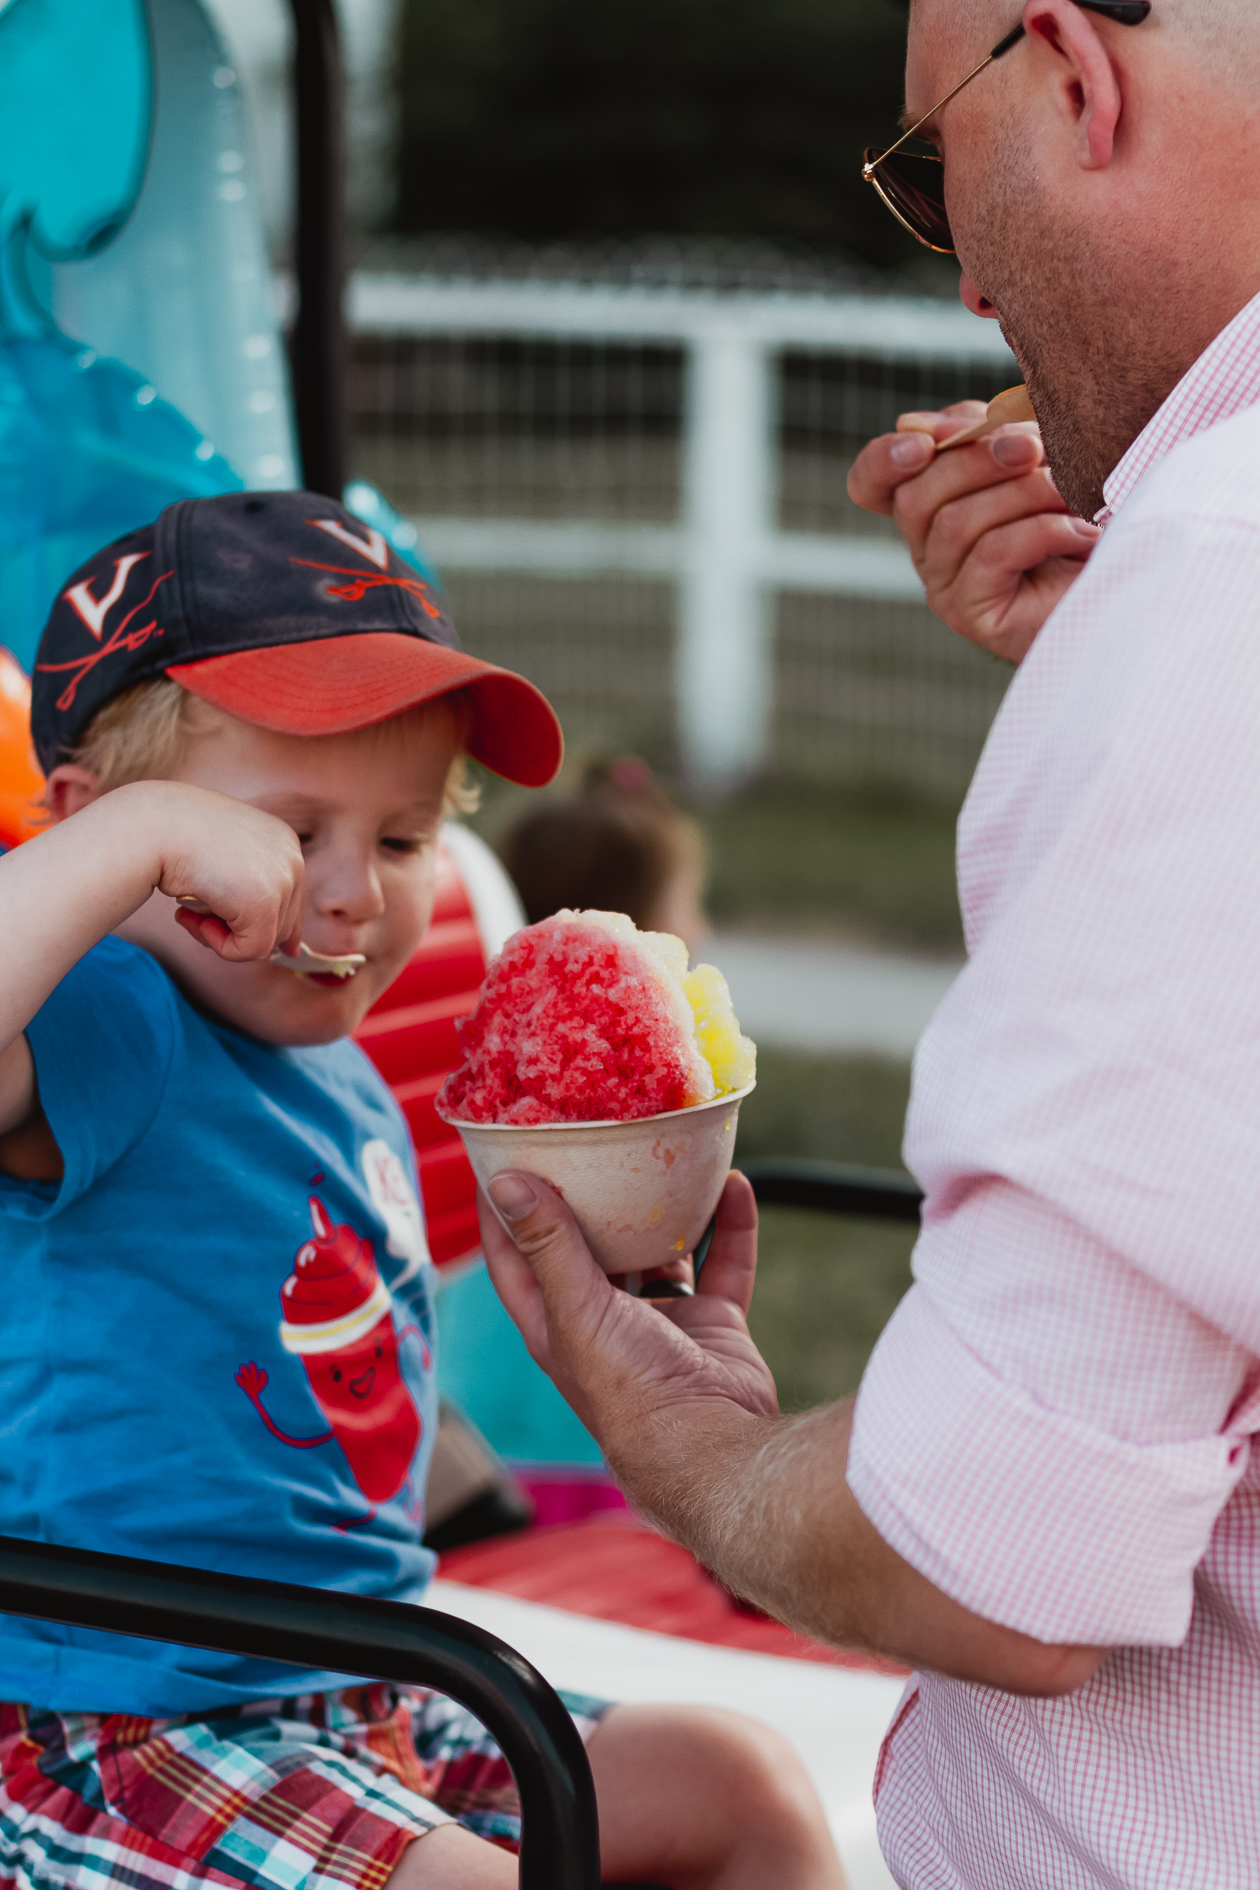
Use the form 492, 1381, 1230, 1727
0, 0, 245, 670
0, 0, 437, 672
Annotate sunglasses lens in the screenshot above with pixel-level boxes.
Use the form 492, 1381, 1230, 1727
864, 147, 954, 253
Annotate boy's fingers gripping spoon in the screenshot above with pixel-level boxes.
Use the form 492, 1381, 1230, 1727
898, 383, 1036, 452
175, 896, 364, 978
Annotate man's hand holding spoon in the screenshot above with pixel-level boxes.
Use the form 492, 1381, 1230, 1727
847, 387, 1101, 666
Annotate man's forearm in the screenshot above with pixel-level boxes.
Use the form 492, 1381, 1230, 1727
607, 1395, 1106, 1695
477, 1174, 1107, 1696
607, 1398, 861, 1641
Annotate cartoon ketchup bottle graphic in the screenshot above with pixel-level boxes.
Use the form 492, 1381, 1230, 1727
236, 1197, 422, 1506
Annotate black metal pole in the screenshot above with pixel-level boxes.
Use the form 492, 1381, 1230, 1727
286, 0, 347, 496
0, 1536, 599, 1890
742, 1159, 924, 1222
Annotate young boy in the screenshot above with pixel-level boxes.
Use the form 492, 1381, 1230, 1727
0, 493, 844, 1890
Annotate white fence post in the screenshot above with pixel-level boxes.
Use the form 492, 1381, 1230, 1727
346, 275, 1021, 785
678, 326, 775, 793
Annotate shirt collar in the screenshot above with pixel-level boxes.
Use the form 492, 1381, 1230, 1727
1097, 288, 1260, 525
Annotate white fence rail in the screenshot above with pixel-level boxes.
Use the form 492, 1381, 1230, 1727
348, 274, 1019, 789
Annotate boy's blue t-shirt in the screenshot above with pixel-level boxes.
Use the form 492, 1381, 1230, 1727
0, 937, 440, 1715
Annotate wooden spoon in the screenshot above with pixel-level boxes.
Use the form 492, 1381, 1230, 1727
898, 383, 1036, 453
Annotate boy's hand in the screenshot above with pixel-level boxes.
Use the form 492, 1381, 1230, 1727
479, 1170, 779, 1463
847, 403, 1101, 665
0, 779, 303, 1132
139, 783, 305, 962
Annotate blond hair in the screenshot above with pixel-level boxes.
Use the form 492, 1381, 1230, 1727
64, 676, 479, 816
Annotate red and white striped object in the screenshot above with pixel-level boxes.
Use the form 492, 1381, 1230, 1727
355, 826, 523, 1269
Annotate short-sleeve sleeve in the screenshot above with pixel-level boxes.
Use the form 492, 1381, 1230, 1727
22, 937, 179, 1212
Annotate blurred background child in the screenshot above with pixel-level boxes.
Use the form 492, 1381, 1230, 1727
502, 756, 709, 955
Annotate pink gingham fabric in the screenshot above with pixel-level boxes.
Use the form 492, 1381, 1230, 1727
846, 289, 1260, 1889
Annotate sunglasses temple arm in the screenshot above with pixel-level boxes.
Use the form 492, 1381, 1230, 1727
1076, 0, 1151, 22
866, 0, 1146, 184
865, 28, 1025, 178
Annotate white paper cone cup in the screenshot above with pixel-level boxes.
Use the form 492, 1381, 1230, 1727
439, 1084, 755, 1275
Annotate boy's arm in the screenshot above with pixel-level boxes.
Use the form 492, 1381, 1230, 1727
0, 1042, 37, 1147
0, 780, 304, 1138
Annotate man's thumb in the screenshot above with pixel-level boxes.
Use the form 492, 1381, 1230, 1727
487, 1171, 541, 1223
486, 1170, 598, 1289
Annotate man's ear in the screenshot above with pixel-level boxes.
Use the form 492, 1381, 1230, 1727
1025, 0, 1124, 169
44, 764, 103, 822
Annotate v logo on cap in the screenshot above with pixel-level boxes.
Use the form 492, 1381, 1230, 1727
64, 553, 151, 642
308, 518, 389, 569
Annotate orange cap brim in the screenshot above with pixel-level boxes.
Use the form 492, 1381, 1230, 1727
167, 632, 563, 787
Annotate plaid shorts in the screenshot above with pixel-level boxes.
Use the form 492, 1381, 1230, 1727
0, 1685, 609, 1890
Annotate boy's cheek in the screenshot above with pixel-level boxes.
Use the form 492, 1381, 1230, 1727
380, 853, 440, 965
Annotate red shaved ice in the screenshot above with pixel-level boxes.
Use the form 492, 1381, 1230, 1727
438, 911, 716, 1124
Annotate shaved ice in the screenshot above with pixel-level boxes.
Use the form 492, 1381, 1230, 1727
438, 909, 756, 1126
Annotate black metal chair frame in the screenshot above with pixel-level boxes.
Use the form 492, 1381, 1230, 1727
742, 1159, 922, 1223
0, 1534, 600, 1890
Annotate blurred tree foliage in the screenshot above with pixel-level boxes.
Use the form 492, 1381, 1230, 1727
394, 0, 918, 269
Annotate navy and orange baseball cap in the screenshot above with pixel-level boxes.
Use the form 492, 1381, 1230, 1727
30, 491, 563, 787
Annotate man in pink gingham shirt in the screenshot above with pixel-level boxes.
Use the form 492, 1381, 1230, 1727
846, 282, 1260, 1883
477, 0, 1260, 1884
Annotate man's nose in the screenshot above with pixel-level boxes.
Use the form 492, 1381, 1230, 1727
959, 273, 1001, 320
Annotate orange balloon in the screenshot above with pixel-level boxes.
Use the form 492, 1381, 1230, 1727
0, 650, 46, 849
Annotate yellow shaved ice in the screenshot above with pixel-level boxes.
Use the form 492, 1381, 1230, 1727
683, 962, 757, 1094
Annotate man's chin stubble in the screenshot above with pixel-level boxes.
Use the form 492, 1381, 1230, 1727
1001, 335, 1118, 520
969, 216, 1201, 517
1002, 310, 1192, 521
957, 154, 1164, 518
958, 261, 1156, 517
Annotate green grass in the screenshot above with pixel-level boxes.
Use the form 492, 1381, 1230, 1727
747, 1209, 916, 1413
734, 1046, 914, 1169
693, 776, 964, 954
734, 1047, 916, 1413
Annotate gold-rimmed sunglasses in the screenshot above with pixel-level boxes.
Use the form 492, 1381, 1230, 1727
863, 0, 1152, 254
